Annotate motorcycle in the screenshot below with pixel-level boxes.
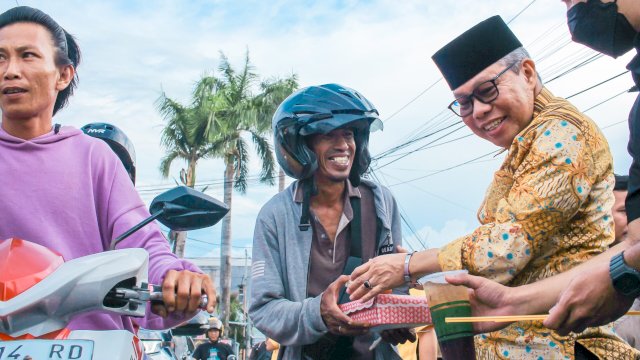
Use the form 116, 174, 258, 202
0, 186, 229, 360
138, 329, 176, 360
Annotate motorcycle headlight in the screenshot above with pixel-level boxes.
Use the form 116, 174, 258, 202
142, 340, 163, 354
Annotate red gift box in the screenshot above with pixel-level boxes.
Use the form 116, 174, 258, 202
339, 294, 432, 331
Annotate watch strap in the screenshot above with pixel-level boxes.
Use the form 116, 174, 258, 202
404, 251, 416, 283
610, 251, 640, 298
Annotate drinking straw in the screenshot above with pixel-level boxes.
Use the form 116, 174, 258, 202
445, 311, 640, 323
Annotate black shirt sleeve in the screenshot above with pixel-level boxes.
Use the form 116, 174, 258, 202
626, 93, 640, 222
625, 45, 640, 222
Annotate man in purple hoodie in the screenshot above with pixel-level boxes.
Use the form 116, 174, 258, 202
0, 6, 216, 332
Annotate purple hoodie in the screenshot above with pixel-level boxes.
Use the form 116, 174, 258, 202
0, 125, 201, 332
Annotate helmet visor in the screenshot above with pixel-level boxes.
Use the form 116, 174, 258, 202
298, 112, 383, 137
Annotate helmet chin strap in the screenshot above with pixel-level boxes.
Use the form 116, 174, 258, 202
349, 131, 369, 187
299, 178, 317, 231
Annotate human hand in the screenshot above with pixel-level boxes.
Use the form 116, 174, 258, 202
321, 275, 370, 336
152, 270, 217, 317
380, 328, 416, 345
543, 260, 635, 335
445, 273, 520, 333
347, 253, 406, 302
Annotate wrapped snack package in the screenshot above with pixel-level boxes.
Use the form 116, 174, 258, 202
339, 293, 431, 331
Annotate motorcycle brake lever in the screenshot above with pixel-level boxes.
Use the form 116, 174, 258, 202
105, 286, 150, 311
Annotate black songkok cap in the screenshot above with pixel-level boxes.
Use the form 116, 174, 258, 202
614, 174, 629, 191
432, 15, 523, 90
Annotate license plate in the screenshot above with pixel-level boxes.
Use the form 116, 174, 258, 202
0, 339, 94, 360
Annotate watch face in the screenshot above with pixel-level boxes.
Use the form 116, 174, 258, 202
616, 273, 640, 296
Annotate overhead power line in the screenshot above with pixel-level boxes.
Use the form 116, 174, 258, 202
506, 0, 538, 23
380, 0, 540, 125
383, 79, 443, 123
186, 236, 252, 249
535, 39, 573, 65
583, 86, 636, 113
374, 122, 467, 170
565, 71, 630, 100
379, 170, 476, 214
381, 133, 474, 161
136, 173, 280, 194
526, 20, 566, 50
370, 170, 426, 249
378, 110, 457, 159
545, 53, 604, 84
374, 120, 462, 160
388, 150, 503, 187
602, 119, 627, 129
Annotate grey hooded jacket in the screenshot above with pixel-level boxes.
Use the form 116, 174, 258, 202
249, 179, 404, 360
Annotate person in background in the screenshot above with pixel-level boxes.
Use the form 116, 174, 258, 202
81, 122, 136, 184
396, 288, 439, 360
267, 339, 280, 360
249, 339, 274, 360
192, 319, 234, 360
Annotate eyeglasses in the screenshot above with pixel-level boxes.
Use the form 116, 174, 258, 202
448, 62, 518, 117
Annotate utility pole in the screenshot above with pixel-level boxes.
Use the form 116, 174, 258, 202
241, 249, 251, 359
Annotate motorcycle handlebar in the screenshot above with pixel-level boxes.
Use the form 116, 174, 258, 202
148, 284, 209, 309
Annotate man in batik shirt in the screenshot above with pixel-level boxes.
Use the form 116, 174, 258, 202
347, 16, 637, 359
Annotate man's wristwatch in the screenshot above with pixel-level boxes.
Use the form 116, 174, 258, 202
609, 251, 640, 298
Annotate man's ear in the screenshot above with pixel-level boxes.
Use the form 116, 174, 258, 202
56, 65, 74, 91
521, 59, 538, 88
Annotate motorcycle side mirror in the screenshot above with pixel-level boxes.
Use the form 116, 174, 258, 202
171, 309, 211, 336
150, 186, 229, 231
112, 186, 229, 248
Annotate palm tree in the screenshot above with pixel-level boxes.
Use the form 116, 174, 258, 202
199, 51, 298, 330
255, 76, 298, 193
156, 75, 230, 257
227, 292, 246, 345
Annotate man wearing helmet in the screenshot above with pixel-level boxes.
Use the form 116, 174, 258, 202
82, 122, 137, 184
0, 6, 216, 332
192, 319, 235, 360
249, 84, 413, 360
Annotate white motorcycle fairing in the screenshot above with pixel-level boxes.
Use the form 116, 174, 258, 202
0, 248, 149, 338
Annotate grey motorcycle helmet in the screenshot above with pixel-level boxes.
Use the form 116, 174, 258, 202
272, 83, 383, 187
82, 122, 136, 184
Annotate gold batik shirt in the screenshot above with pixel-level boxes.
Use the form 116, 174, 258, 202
438, 88, 639, 359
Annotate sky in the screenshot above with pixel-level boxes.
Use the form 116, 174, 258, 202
4, 0, 636, 258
